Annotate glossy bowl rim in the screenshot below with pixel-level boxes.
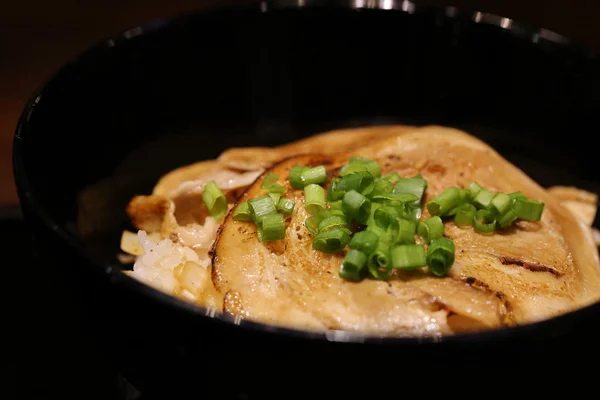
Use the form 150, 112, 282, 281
13, 0, 600, 345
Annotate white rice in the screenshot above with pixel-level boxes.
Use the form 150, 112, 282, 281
130, 230, 199, 293
127, 218, 219, 300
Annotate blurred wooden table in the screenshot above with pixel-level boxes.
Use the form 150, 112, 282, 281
1, 0, 599, 206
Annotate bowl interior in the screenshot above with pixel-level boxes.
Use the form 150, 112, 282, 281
14, 2, 600, 340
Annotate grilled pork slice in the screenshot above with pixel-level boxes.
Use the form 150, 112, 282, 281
211, 125, 600, 336
546, 185, 598, 227
216, 125, 416, 171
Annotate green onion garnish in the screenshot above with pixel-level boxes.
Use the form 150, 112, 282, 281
202, 181, 228, 220
304, 209, 346, 235
508, 191, 526, 201
467, 182, 483, 200
426, 237, 455, 277
390, 244, 427, 269
289, 166, 309, 189
348, 230, 379, 255
367, 250, 392, 280
453, 203, 476, 227
402, 204, 422, 224
328, 200, 343, 211
304, 215, 320, 235
373, 206, 400, 230
371, 179, 394, 197
426, 187, 461, 217
266, 184, 286, 194
417, 216, 444, 243
301, 165, 327, 186
261, 172, 279, 190
490, 192, 511, 215
277, 198, 295, 215
371, 192, 418, 205
232, 201, 253, 222
304, 184, 326, 215
513, 198, 544, 222
312, 227, 352, 254
258, 213, 286, 242
340, 249, 368, 281
336, 172, 375, 196
497, 208, 518, 228
473, 209, 496, 233
340, 157, 381, 178
268, 192, 282, 205
393, 177, 427, 204
342, 190, 371, 225
380, 172, 401, 184
327, 178, 345, 201
473, 188, 495, 209
247, 195, 277, 226
396, 218, 417, 245
318, 214, 349, 232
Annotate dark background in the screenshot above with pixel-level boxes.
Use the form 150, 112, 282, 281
2, 0, 600, 207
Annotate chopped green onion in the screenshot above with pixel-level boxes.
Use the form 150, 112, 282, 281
268, 192, 282, 205
318, 214, 349, 232
513, 198, 544, 222
365, 202, 382, 226
417, 216, 444, 243
304, 215, 319, 235
232, 201, 253, 222
348, 230, 379, 255
336, 172, 375, 196
371, 179, 394, 197
393, 177, 427, 204
301, 165, 327, 186
498, 209, 518, 228
312, 227, 352, 254
277, 198, 295, 215
341, 157, 381, 178
339, 249, 368, 281
473, 188, 495, 209
473, 209, 496, 233
318, 209, 346, 219
426, 187, 461, 217
367, 250, 392, 280
247, 195, 277, 226
403, 204, 422, 224
508, 191, 526, 201
371, 192, 418, 204
396, 218, 417, 245
373, 206, 400, 230
261, 172, 279, 190
426, 237, 455, 277
266, 184, 286, 194
453, 203, 476, 227
342, 190, 371, 225
381, 172, 401, 184
257, 213, 286, 242
304, 184, 326, 215
390, 244, 427, 269
202, 181, 228, 220
289, 166, 309, 189
490, 192, 511, 215
305, 209, 345, 235
327, 178, 345, 201
328, 200, 343, 211
467, 182, 483, 200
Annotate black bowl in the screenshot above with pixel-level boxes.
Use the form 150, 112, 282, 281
14, 1, 600, 396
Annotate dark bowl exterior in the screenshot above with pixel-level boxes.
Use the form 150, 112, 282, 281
13, 1, 600, 395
